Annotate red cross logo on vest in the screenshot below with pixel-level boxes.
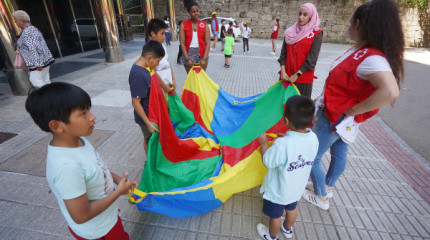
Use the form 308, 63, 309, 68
307, 32, 315, 38
199, 22, 205, 28
353, 48, 368, 60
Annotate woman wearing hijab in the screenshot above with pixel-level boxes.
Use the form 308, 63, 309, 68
278, 3, 322, 97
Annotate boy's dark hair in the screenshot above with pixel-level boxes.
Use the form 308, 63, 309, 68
221, 19, 226, 23
163, 16, 169, 20
229, 22, 233, 26
227, 28, 233, 35
147, 18, 168, 36
284, 95, 315, 130
275, 18, 279, 23
25, 82, 91, 133
141, 40, 165, 58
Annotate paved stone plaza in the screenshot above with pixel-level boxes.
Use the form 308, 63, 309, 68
0, 38, 429, 239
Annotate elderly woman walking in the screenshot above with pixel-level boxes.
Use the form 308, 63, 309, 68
13, 10, 55, 88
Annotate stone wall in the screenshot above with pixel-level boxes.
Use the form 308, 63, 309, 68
401, 5, 430, 47
150, 0, 429, 47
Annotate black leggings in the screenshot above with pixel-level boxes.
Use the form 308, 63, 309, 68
243, 38, 249, 52
177, 45, 183, 63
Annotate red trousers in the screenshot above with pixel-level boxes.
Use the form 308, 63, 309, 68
68, 216, 129, 240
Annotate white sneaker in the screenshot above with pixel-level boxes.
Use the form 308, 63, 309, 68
306, 181, 334, 198
256, 223, 278, 240
302, 189, 329, 210
210, 48, 215, 52
280, 217, 293, 238
269, 51, 276, 55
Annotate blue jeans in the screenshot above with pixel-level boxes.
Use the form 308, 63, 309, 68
165, 32, 171, 45
310, 109, 349, 197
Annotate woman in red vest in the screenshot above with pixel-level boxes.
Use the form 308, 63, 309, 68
303, 0, 404, 210
278, 3, 322, 97
269, 18, 279, 55
179, 0, 211, 73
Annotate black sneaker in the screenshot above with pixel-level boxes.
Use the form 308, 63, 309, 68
226, 64, 231, 68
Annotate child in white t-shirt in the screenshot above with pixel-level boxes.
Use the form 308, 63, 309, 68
241, 21, 252, 54
25, 82, 138, 240
148, 18, 177, 89
257, 95, 319, 240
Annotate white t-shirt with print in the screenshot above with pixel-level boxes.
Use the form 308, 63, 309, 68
46, 137, 118, 239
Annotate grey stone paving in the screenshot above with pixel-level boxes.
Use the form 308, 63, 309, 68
0, 38, 429, 240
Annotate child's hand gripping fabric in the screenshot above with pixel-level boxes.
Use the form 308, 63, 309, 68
259, 133, 269, 156
116, 172, 138, 195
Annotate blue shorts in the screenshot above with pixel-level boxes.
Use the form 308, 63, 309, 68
262, 199, 298, 218
212, 31, 219, 36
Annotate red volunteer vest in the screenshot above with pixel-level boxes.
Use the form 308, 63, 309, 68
211, 17, 219, 32
271, 23, 279, 39
283, 30, 322, 84
324, 47, 386, 124
183, 19, 207, 57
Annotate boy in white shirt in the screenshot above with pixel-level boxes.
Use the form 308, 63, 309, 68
25, 82, 138, 240
147, 18, 177, 89
257, 95, 319, 240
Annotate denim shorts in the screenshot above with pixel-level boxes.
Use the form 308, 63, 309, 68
262, 199, 298, 218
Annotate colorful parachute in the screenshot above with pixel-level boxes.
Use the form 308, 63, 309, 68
129, 67, 299, 217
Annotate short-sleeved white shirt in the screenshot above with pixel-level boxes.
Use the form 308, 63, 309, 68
156, 44, 173, 85
241, 24, 252, 38
260, 129, 319, 205
330, 47, 392, 80
46, 137, 118, 239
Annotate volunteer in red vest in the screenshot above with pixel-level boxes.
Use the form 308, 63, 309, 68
278, 3, 322, 97
179, 0, 211, 73
269, 18, 279, 55
210, 12, 219, 51
303, 0, 404, 210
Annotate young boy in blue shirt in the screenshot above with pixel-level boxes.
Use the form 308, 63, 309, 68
257, 95, 319, 240
129, 40, 169, 155
25, 82, 138, 240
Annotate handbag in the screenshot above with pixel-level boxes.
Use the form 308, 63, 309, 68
14, 47, 28, 70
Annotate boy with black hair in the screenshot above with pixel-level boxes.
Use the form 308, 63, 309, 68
25, 82, 138, 240
220, 19, 226, 51
129, 40, 167, 155
147, 18, 177, 89
223, 28, 235, 68
256, 95, 319, 240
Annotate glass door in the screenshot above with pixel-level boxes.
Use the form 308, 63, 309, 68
70, 0, 101, 52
